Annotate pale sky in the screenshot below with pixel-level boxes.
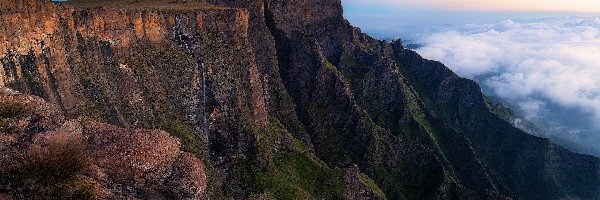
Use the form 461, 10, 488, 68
343, 0, 600, 12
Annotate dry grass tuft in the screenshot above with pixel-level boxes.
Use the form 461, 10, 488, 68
22, 132, 89, 183
5, 132, 99, 199
0, 102, 27, 119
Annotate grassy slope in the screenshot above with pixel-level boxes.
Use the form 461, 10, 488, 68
230, 118, 348, 199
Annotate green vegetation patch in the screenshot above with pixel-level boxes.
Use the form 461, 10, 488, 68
257, 117, 311, 165
233, 153, 347, 200
246, 117, 347, 199
161, 121, 204, 157
357, 173, 386, 198
266, 153, 347, 199
161, 121, 226, 199
324, 60, 339, 72
257, 117, 288, 157
339, 58, 371, 81
374, 167, 408, 200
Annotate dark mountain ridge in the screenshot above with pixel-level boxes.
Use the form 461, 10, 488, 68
0, 0, 598, 199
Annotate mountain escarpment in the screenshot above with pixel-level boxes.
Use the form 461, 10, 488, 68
1, 0, 599, 199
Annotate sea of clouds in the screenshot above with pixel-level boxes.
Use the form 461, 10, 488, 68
415, 16, 600, 154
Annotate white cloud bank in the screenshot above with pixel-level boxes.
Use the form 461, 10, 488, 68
415, 17, 600, 151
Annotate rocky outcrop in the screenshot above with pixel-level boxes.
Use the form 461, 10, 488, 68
0, 92, 207, 199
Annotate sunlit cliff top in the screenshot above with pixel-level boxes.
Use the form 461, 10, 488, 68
63, 0, 229, 11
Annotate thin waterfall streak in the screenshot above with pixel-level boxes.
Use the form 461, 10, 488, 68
202, 62, 208, 143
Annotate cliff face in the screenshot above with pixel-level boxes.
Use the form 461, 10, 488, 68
0, 0, 271, 198
0, 0, 265, 134
1, 0, 599, 199
0, 1, 269, 193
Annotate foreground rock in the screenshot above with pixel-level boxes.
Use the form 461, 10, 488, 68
0, 92, 207, 199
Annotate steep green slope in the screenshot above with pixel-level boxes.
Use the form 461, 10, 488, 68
391, 43, 600, 199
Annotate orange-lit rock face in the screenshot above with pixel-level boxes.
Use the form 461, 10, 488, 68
69, 9, 169, 46
0, 6, 64, 57
143, 12, 164, 43
0, 0, 268, 156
